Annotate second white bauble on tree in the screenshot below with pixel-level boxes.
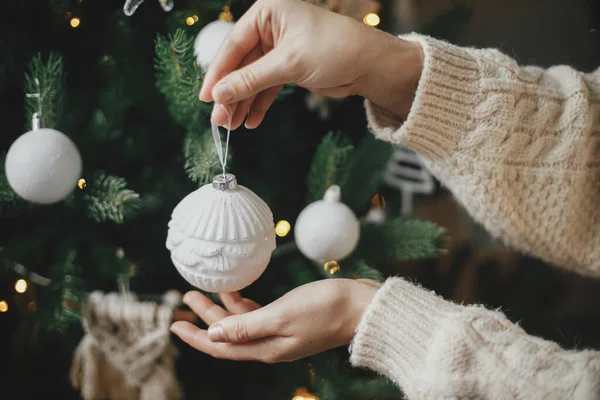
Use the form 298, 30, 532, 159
294, 185, 360, 263
166, 173, 276, 293
5, 128, 82, 204
194, 20, 234, 68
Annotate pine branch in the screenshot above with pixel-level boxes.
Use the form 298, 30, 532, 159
307, 132, 354, 203
358, 218, 448, 262
183, 129, 223, 185
42, 251, 84, 332
340, 134, 393, 215
24, 52, 65, 131
0, 158, 31, 217
155, 29, 209, 130
352, 260, 385, 282
84, 171, 141, 224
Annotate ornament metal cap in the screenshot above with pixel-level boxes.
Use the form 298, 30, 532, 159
212, 173, 237, 191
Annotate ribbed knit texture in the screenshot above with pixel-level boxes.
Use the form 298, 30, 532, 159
351, 278, 600, 399
366, 33, 600, 278
351, 34, 600, 399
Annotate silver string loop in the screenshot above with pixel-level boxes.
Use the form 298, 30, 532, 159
210, 104, 233, 177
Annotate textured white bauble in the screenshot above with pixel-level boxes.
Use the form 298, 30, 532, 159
5, 128, 82, 204
194, 20, 235, 68
166, 173, 276, 293
294, 185, 360, 263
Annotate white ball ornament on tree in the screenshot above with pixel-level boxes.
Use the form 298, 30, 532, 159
166, 173, 276, 293
194, 7, 235, 69
294, 185, 360, 263
5, 128, 82, 204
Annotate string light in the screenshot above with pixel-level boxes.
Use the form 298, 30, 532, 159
324, 261, 340, 275
0, 301, 8, 313
185, 16, 195, 25
78, 178, 86, 189
363, 13, 380, 27
116, 247, 125, 259
293, 387, 319, 400
275, 220, 291, 237
15, 279, 27, 294
70, 17, 81, 28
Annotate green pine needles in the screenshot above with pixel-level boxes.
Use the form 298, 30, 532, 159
25, 52, 64, 131
359, 218, 448, 262
155, 29, 221, 185
155, 29, 208, 130
84, 171, 141, 224
183, 129, 224, 184
307, 132, 354, 203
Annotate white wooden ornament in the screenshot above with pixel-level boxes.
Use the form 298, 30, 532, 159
384, 146, 434, 216
294, 185, 360, 263
5, 128, 82, 204
166, 174, 276, 293
194, 20, 235, 69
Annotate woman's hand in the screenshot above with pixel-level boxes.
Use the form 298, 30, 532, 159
170, 279, 381, 363
202, 0, 423, 130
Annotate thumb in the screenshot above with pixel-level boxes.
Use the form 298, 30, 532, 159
212, 48, 289, 105
208, 308, 277, 343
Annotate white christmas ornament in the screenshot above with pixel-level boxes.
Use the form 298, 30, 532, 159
294, 185, 360, 263
194, 20, 234, 68
166, 173, 276, 293
5, 128, 82, 204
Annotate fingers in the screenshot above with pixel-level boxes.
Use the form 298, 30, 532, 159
170, 322, 283, 363
220, 292, 261, 314
245, 85, 282, 129
208, 306, 281, 343
210, 48, 289, 105
183, 291, 230, 326
199, 4, 263, 102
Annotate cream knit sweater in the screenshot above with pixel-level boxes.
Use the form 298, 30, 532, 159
350, 34, 600, 399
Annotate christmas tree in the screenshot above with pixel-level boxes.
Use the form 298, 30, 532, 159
0, 0, 467, 398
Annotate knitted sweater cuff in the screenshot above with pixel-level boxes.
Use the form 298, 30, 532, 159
349, 277, 462, 388
365, 33, 480, 159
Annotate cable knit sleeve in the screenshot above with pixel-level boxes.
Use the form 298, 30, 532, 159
366, 34, 600, 277
350, 277, 600, 399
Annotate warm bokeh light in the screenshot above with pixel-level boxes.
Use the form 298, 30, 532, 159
70, 17, 81, 28
323, 260, 340, 274
292, 388, 318, 400
186, 16, 195, 26
275, 220, 291, 237
192, 15, 199, 22
363, 13, 380, 27
78, 178, 86, 189
15, 279, 27, 294
0, 301, 8, 313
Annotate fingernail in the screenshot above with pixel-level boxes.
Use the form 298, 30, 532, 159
182, 291, 194, 304
208, 324, 225, 342
170, 323, 183, 335
213, 82, 234, 103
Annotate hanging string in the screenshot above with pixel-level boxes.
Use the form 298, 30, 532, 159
26, 78, 42, 131
210, 104, 233, 177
